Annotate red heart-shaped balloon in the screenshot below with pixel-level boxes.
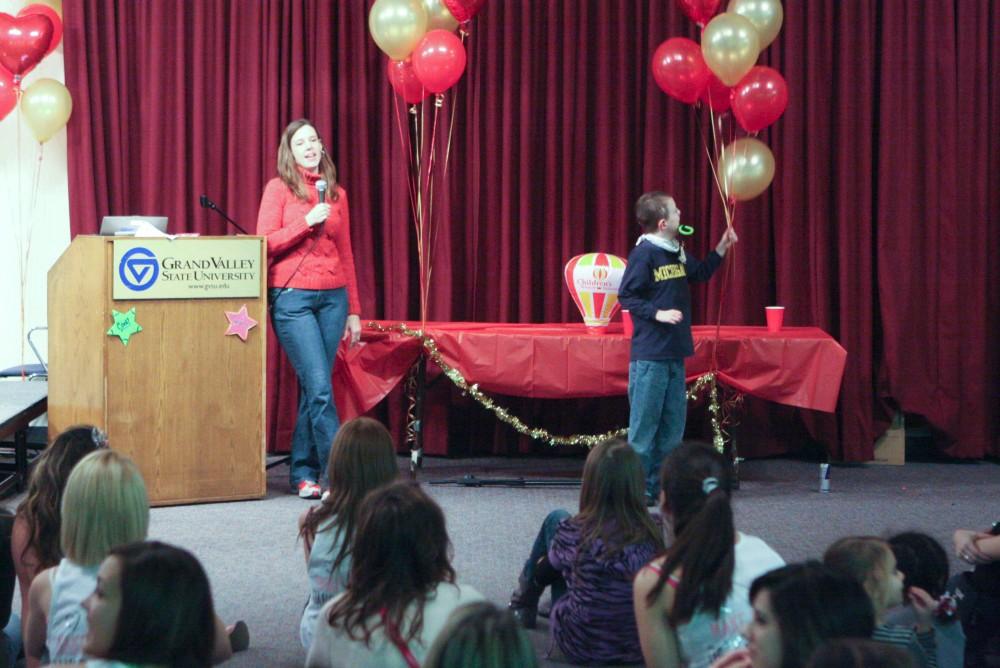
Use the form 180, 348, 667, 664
0, 68, 17, 121
0, 12, 53, 78
18, 4, 63, 56
442, 0, 486, 24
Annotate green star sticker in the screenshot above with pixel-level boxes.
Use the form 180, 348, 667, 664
107, 308, 143, 345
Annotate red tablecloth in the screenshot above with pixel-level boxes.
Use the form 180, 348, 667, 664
333, 322, 847, 420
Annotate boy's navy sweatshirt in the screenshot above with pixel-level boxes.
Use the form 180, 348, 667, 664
618, 240, 723, 361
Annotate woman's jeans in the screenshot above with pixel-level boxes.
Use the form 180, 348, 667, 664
270, 287, 348, 487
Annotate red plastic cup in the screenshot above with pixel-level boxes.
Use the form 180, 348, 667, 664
622, 310, 634, 338
765, 306, 785, 332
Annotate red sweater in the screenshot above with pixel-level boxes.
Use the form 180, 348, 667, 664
255, 169, 361, 314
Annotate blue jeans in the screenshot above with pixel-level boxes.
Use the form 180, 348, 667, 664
3, 612, 20, 666
519, 509, 570, 603
628, 358, 687, 499
270, 287, 348, 487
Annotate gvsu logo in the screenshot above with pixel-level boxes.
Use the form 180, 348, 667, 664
119, 247, 160, 291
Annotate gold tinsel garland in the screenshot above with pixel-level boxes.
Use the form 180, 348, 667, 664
369, 322, 727, 451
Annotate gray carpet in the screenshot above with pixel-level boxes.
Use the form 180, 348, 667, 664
5, 455, 998, 667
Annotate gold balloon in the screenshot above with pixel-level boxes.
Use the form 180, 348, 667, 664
369, 0, 429, 61
717, 137, 775, 201
422, 0, 459, 32
701, 12, 761, 86
42, 0, 62, 15
20, 78, 73, 144
727, 0, 783, 48
24, 0, 62, 15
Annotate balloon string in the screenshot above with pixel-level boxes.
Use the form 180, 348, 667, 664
711, 206, 737, 372
430, 89, 460, 321
15, 104, 28, 378
426, 23, 471, 324
422, 99, 441, 199
414, 98, 426, 325
442, 30, 466, 172
391, 95, 419, 226
420, 98, 442, 326
696, 108, 733, 228
694, 105, 737, 374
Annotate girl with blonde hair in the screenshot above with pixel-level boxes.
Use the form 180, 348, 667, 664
23, 449, 150, 666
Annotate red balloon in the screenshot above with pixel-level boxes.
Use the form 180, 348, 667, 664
651, 37, 710, 105
442, 0, 485, 23
732, 66, 788, 132
387, 58, 429, 104
17, 4, 62, 56
0, 12, 52, 78
411, 29, 467, 94
676, 0, 721, 27
0, 67, 16, 121
700, 73, 732, 112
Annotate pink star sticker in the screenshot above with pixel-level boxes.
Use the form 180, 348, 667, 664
224, 304, 258, 341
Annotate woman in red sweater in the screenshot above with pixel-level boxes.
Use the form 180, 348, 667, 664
256, 119, 362, 499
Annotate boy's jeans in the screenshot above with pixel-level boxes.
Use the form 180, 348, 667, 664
628, 358, 687, 499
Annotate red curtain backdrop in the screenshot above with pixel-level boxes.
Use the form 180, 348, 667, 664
62, 1, 999, 460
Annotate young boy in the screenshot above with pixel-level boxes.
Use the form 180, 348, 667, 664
618, 191, 738, 504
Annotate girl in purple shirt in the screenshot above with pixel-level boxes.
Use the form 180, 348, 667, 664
508, 438, 664, 664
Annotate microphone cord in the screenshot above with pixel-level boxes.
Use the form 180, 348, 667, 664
269, 231, 321, 313
269, 185, 328, 313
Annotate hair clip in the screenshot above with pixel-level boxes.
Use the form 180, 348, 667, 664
92, 427, 109, 448
701, 476, 719, 495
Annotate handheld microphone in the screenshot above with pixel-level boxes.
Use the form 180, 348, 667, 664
316, 180, 328, 204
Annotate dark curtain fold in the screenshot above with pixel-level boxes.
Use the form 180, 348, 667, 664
62, 1, 1000, 460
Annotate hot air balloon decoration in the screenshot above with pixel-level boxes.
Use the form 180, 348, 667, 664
564, 253, 628, 332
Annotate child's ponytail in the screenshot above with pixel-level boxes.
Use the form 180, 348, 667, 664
646, 442, 736, 625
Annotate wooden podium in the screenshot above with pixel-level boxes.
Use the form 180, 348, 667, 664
47, 236, 267, 505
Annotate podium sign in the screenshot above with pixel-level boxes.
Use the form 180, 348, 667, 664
112, 238, 262, 300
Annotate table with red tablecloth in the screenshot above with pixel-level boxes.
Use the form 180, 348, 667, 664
331, 322, 847, 455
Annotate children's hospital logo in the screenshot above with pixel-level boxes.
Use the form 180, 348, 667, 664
592, 267, 609, 281
119, 247, 160, 291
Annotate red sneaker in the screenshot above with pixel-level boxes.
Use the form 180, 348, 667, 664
297, 480, 321, 499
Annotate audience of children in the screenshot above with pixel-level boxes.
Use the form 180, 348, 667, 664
886, 532, 964, 668
633, 442, 785, 668
0, 421, 980, 668
297, 417, 399, 649
24, 449, 151, 667
823, 536, 938, 668
306, 481, 483, 667
508, 437, 663, 664
75, 540, 225, 668
423, 602, 538, 668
